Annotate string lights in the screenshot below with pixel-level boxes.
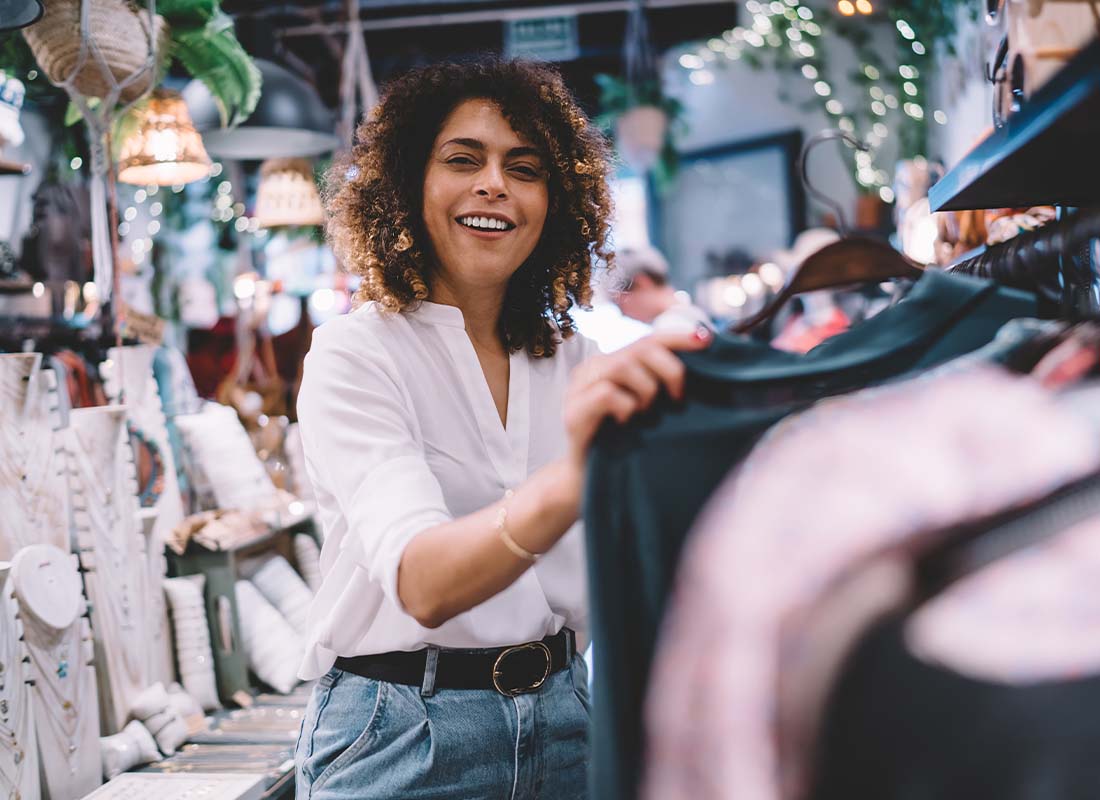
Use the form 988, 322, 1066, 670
675, 0, 948, 201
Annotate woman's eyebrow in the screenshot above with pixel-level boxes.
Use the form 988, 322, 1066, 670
441, 138, 542, 159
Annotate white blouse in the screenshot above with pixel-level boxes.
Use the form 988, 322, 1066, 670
296, 300, 598, 680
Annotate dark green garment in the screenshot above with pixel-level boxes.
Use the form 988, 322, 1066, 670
583, 271, 1036, 800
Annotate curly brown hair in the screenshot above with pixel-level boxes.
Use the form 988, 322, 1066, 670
324, 58, 614, 358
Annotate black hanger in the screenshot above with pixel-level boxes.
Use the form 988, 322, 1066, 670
949, 207, 1100, 320
736, 130, 923, 335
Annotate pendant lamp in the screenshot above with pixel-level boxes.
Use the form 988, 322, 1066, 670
0, 0, 43, 31
117, 89, 212, 186
254, 158, 324, 228
183, 59, 338, 160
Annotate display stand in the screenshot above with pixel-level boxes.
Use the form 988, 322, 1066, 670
67, 406, 150, 734
0, 353, 71, 559
81, 772, 266, 800
166, 518, 320, 705
102, 345, 184, 688
0, 561, 41, 800
11, 544, 101, 800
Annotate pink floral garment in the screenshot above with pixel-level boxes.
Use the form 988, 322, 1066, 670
641, 368, 1100, 800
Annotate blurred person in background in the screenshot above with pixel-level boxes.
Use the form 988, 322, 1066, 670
608, 245, 713, 334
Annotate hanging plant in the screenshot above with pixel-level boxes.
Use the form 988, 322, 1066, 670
672, 0, 961, 200
2, 0, 260, 131
594, 73, 685, 188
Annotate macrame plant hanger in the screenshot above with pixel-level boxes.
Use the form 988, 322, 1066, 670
31, 0, 161, 353
338, 0, 380, 150
623, 0, 657, 105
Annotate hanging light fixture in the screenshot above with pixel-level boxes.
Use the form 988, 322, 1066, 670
118, 89, 212, 186
183, 59, 338, 159
253, 157, 324, 228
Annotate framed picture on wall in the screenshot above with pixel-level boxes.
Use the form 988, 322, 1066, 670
656, 129, 805, 288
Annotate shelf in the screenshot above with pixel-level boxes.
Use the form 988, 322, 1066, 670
930, 38, 1100, 212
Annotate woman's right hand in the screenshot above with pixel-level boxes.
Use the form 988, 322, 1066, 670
563, 327, 713, 466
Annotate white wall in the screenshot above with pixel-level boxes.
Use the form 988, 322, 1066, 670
928, 9, 997, 169
662, 12, 900, 231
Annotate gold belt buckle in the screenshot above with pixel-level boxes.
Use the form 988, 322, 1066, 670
492, 641, 552, 697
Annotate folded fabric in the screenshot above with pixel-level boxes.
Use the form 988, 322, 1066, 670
234, 579, 303, 694
246, 555, 313, 635
129, 683, 189, 756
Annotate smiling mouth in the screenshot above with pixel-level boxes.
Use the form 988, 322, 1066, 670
456, 215, 516, 232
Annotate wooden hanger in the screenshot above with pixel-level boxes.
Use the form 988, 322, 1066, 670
735, 130, 924, 335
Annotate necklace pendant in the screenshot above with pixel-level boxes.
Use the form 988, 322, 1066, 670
13, 749, 21, 764
62, 700, 72, 711
56, 660, 68, 679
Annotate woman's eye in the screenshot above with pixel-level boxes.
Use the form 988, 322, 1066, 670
447, 156, 477, 166
511, 165, 541, 178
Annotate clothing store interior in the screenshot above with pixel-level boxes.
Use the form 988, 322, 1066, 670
1, 0, 1100, 798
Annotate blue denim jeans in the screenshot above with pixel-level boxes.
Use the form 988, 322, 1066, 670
295, 655, 591, 799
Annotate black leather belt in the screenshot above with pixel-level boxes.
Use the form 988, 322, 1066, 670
334, 629, 575, 697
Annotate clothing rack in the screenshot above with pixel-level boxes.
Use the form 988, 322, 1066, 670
948, 207, 1100, 318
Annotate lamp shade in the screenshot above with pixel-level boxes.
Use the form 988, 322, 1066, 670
118, 89, 212, 186
0, 0, 43, 31
183, 59, 338, 159
254, 158, 324, 228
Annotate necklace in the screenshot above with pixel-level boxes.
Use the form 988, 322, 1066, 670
0, 359, 67, 557
68, 415, 147, 694
18, 599, 85, 776
0, 589, 31, 800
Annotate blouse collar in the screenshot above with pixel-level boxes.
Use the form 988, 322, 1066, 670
410, 300, 466, 329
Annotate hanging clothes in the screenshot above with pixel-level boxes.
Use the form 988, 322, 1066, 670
640, 366, 1100, 800
583, 270, 1036, 800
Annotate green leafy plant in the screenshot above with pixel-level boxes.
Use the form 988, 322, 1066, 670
157, 0, 261, 127
594, 72, 686, 190
0, 0, 259, 129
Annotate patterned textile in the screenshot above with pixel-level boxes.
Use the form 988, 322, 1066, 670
642, 368, 1100, 800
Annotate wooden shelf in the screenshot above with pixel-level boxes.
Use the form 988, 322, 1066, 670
930, 38, 1100, 212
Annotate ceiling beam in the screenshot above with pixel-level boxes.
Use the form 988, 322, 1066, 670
279, 0, 732, 37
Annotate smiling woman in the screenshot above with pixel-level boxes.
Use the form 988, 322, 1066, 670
325, 59, 614, 358
295, 58, 712, 800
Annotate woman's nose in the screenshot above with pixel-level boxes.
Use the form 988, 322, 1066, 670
475, 164, 507, 199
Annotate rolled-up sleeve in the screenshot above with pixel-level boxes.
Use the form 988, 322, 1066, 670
296, 324, 452, 610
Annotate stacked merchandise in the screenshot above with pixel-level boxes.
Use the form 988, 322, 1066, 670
0, 342, 323, 799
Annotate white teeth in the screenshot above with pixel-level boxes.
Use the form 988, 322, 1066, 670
460, 216, 511, 231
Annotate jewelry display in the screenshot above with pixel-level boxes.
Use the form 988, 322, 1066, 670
233, 581, 302, 695
0, 560, 41, 800
162, 575, 220, 711
189, 703, 305, 746
67, 406, 150, 734
11, 544, 101, 800
130, 682, 188, 755
292, 534, 323, 593
81, 771, 266, 800
0, 353, 70, 560
102, 345, 186, 689
245, 555, 313, 635
147, 742, 294, 775
100, 719, 159, 780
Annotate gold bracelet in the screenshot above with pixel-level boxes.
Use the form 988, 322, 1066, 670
495, 489, 539, 562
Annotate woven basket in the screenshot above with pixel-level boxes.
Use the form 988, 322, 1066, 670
22, 0, 168, 104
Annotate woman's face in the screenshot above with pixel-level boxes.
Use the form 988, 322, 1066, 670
422, 98, 550, 294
